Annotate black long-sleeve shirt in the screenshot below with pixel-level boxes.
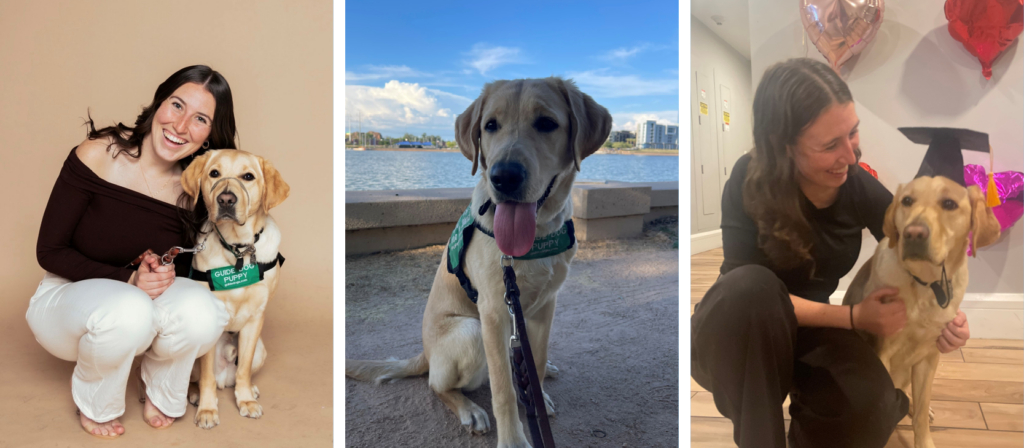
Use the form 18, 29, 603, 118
36, 147, 193, 282
720, 153, 894, 303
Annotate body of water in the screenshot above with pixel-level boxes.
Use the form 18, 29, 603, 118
345, 150, 679, 191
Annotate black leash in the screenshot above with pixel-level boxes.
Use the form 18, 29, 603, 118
502, 255, 556, 448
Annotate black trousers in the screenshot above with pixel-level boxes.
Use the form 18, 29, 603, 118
691, 265, 909, 448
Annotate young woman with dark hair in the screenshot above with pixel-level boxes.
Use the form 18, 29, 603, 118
27, 65, 238, 438
691, 58, 971, 448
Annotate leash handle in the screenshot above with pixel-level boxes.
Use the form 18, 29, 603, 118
502, 258, 556, 448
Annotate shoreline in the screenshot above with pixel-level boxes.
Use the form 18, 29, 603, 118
347, 147, 679, 156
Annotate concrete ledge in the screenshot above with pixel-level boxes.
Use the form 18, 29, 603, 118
346, 188, 472, 230
346, 182, 678, 255
346, 224, 454, 255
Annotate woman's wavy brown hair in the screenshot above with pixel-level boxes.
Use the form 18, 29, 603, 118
744, 58, 857, 272
83, 65, 238, 243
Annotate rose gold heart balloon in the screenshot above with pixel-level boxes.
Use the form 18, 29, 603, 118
801, 0, 885, 72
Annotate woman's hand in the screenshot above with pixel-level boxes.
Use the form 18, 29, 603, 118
131, 253, 175, 299
853, 286, 906, 336
937, 310, 970, 353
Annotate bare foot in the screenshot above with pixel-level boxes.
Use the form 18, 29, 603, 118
78, 410, 124, 438
72, 377, 125, 438
143, 392, 176, 429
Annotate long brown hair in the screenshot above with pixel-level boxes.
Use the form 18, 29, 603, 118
744, 58, 855, 272
84, 65, 238, 242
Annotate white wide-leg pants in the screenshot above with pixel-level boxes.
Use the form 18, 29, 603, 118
26, 272, 229, 422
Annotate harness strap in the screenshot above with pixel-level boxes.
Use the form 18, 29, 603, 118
188, 253, 286, 290
447, 206, 576, 304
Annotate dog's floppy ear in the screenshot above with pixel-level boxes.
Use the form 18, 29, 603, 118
259, 156, 290, 213
181, 152, 211, 208
455, 82, 498, 176
556, 78, 612, 171
883, 184, 903, 249
968, 185, 1001, 253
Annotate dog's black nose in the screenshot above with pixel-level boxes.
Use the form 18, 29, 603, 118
489, 162, 527, 195
218, 192, 237, 207
903, 223, 930, 242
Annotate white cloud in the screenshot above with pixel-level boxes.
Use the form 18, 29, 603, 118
345, 81, 473, 136
346, 65, 426, 82
465, 44, 525, 75
568, 70, 678, 98
610, 111, 680, 132
600, 44, 650, 61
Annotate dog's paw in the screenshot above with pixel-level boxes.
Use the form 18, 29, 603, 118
194, 408, 220, 429
458, 400, 491, 435
928, 405, 935, 424
543, 391, 556, 417
238, 400, 263, 419
544, 360, 559, 379
252, 384, 260, 399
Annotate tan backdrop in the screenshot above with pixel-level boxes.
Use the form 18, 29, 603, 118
0, 1, 332, 445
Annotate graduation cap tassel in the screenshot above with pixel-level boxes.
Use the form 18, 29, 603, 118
986, 145, 1001, 208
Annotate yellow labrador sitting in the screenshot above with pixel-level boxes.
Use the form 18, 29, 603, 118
347, 78, 611, 447
843, 176, 1000, 448
180, 149, 290, 429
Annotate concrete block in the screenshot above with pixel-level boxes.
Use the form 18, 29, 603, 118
346, 223, 454, 255
346, 188, 472, 230
575, 215, 644, 241
571, 185, 652, 220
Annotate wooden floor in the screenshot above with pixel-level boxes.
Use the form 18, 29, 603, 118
690, 248, 1024, 448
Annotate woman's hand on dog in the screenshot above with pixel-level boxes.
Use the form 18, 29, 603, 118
853, 287, 907, 336
936, 310, 970, 353
131, 253, 175, 299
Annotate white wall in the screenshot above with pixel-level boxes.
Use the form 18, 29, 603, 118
690, 16, 755, 235
749, 0, 1024, 295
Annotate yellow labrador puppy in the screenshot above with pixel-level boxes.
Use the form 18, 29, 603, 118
347, 78, 611, 447
180, 149, 289, 429
844, 176, 1000, 448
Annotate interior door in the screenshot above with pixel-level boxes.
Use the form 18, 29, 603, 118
696, 71, 720, 216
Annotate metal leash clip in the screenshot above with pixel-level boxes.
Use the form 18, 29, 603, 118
501, 255, 521, 349
160, 242, 205, 266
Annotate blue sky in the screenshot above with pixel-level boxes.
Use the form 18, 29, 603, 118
345, 0, 679, 141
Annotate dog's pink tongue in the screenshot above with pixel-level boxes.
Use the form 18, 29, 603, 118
493, 201, 538, 257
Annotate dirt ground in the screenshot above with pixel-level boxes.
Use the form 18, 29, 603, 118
345, 219, 680, 447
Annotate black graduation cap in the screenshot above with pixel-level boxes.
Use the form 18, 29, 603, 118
898, 127, 990, 188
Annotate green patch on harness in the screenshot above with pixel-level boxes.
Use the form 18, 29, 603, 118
209, 263, 260, 291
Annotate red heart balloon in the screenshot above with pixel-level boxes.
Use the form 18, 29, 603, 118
945, 0, 1024, 79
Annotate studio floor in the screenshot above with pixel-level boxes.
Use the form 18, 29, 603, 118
690, 248, 1024, 448
0, 278, 333, 447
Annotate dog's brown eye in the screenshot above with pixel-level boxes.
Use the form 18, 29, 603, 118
534, 117, 559, 133
901, 196, 914, 207
484, 119, 499, 132
942, 199, 958, 210
210, 169, 220, 178
242, 173, 255, 181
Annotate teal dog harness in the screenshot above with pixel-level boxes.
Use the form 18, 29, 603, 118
446, 205, 575, 303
